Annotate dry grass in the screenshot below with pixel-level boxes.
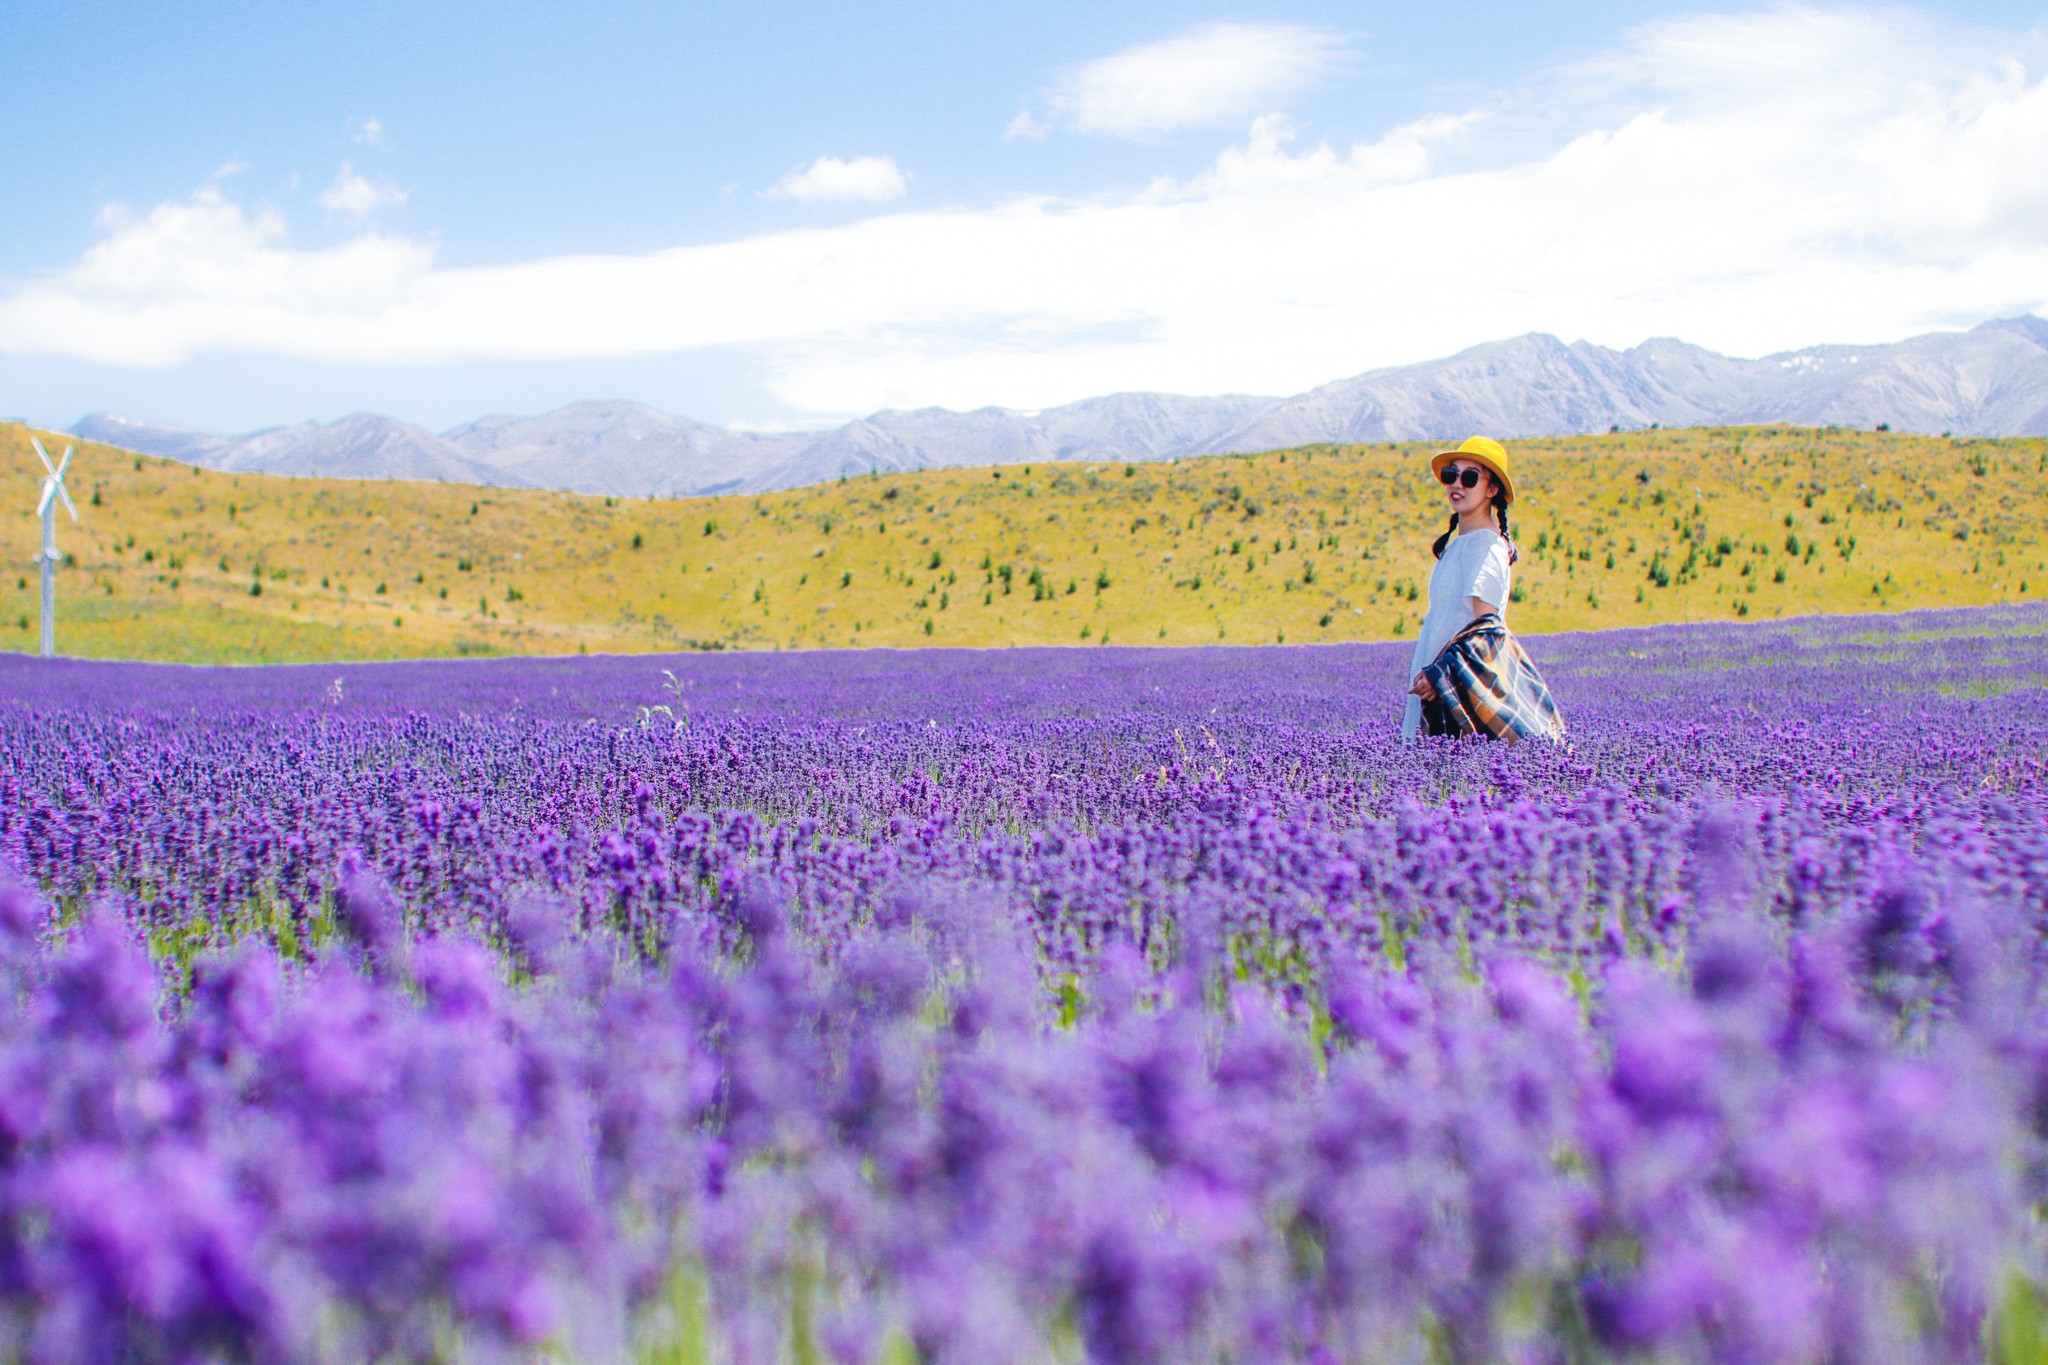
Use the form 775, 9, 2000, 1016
4, 423, 2044, 663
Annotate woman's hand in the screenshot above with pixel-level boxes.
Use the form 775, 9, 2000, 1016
1409, 672, 1437, 702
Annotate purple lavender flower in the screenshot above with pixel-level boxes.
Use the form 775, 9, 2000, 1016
0, 601, 2041, 1359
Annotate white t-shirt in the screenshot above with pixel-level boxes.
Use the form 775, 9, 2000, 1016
1402, 527, 1512, 739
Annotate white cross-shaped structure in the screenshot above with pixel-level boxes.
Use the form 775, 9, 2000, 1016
31, 436, 78, 659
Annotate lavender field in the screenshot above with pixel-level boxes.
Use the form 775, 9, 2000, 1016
4, 605, 2048, 1364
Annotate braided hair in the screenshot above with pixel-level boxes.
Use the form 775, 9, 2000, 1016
1430, 469, 1519, 565
1429, 511, 1459, 561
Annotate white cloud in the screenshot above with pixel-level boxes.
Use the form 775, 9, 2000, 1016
764, 155, 909, 203
353, 117, 389, 148
1044, 21, 1345, 139
318, 164, 408, 218
1004, 109, 1049, 142
3, 189, 429, 365
2, 8, 2046, 418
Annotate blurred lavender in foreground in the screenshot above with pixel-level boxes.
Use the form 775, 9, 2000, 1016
1, 603, 2047, 1362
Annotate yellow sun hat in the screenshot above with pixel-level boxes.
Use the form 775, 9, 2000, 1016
1429, 435, 1514, 505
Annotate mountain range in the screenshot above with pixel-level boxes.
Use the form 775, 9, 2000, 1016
70, 316, 2048, 498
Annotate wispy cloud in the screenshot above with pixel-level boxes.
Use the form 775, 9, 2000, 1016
1039, 22, 1346, 140
352, 116, 389, 148
318, 164, 408, 218
1003, 110, 1048, 142
764, 154, 909, 203
2, 8, 2045, 419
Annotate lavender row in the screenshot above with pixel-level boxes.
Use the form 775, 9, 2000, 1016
0, 838, 2037, 1364
0, 604, 2044, 1362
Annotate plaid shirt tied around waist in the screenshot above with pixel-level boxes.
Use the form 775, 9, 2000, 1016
1418, 612, 1567, 744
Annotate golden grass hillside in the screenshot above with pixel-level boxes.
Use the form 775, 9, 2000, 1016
4, 422, 2045, 663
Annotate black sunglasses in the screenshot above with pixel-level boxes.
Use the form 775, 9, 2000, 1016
1438, 465, 1485, 489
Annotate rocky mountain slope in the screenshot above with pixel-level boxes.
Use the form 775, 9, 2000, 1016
73, 316, 2048, 497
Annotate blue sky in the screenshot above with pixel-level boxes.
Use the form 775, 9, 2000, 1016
2, 0, 2046, 434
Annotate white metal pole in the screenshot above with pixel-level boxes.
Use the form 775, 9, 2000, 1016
39, 495, 55, 658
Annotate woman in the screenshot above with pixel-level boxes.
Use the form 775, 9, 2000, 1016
1402, 436, 1565, 744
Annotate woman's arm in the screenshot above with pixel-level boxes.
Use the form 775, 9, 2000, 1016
1468, 595, 1495, 619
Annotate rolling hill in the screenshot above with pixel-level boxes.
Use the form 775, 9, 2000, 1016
66, 317, 2048, 500
4, 422, 2044, 665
